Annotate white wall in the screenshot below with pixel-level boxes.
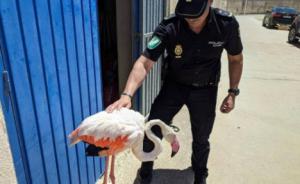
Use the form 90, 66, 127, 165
0, 105, 17, 184
169, 0, 178, 15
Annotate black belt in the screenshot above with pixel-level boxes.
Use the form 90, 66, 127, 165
191, 81, 218, 88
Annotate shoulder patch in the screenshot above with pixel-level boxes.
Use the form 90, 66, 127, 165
215, 8, 233, 17
147, 36, 161, 50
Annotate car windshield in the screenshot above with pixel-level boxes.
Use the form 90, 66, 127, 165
274, 7, 298, 14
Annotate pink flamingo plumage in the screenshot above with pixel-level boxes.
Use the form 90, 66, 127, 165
69, 108, 180, 184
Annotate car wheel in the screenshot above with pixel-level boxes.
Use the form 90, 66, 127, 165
288, 27, 298, 43
262, 17, 267, 27
266, 18, 271, 28
266, 18, 274, 29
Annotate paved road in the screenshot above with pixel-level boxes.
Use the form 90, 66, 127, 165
210, 15, 300, 184
98, 15, 300, 184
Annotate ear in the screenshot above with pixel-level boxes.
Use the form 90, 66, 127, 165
208, 0, 213, 5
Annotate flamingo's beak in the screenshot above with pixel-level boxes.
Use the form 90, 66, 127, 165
171, 151, 177, 157
170, 136, 180, 158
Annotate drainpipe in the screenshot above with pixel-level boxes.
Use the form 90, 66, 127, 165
243, 0, 248, 15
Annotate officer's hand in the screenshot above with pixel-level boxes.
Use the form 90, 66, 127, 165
106, 95, 132, 113
220, 94, 235, 113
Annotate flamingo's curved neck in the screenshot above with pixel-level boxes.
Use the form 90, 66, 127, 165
132, 120, 172, 162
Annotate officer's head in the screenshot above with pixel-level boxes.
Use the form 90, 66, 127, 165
175, 0, 213, 25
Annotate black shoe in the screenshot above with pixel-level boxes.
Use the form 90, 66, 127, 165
138, 162, 153, 184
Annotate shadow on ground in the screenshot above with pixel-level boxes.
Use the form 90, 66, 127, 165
290, 42, 300, 49
133, 167, 195, 184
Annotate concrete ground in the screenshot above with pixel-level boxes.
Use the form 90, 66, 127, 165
97, 15, 300, 184
0, 106, 17, 184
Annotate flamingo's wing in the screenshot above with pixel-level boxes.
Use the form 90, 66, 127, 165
69, 108, 145, 148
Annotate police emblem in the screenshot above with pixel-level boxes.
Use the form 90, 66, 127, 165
174, 44, 183, 58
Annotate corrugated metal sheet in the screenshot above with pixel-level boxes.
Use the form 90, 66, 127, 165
140, 0, 165, 115
0, 0, 104, 183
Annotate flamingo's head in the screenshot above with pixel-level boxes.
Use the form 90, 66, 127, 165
165, 133, 180, 158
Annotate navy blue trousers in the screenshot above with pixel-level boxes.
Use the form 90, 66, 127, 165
143, 79, 218, 179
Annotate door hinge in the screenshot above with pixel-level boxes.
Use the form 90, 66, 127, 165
3, 71, 11, 96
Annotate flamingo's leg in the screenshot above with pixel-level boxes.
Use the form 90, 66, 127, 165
109, 155, 116, 184
102, 156, 110, 184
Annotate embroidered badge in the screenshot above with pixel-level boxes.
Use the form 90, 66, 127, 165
208, 41, 224, 47
147, 36, 161, 50
174, 44, 183, 58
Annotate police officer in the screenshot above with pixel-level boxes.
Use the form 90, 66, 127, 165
106, 0, 243, 183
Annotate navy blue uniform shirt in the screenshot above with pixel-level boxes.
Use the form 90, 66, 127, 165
142, 7, 243, 86
143, 7, 243, 61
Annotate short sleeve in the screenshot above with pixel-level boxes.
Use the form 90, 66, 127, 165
224, 17, 243, 55
142, 21, 169, 61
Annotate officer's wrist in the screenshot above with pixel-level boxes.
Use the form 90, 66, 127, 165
228, 93, 236, 98
121, 92, 133, 100
228, 88, 240, 96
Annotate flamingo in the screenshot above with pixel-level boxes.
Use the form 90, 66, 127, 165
68, 108, 180, 184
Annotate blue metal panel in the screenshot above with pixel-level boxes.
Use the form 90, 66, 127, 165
88, 0, 101, 178
0, 0, 105, 183
15, 0, 62, 183
61, 0, 84, 183
73, 0, 95, 183
48, 0, 78, 183
82, 1, 97, 182
33, 0, 71, 183
0, 1, 47, 183
0, 21, 28, 184
91, 0, 105, 174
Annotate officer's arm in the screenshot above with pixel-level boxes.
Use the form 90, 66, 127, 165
227, 53, 243, 89
122, 55, 155, 96
106, 55, 155, 112
106, 18, 169, 111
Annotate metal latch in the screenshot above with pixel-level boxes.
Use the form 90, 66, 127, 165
3, 70, 11, 96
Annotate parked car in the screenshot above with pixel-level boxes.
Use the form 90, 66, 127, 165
288, 14, 300, 43
262, 6, 299, 29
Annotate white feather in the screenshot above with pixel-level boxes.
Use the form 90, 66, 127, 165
69, 108, 178, 162
76, 108, 144, 141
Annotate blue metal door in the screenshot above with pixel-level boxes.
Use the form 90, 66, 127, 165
0, 0, 104, 184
